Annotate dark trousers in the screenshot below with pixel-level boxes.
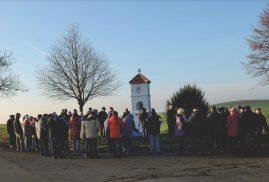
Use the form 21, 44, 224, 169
110, 138, 122, 157
85, 138, 98, 158
122, 136, 134, 155
253, 133, 263, 149
215, 135, 225, 153
100, 123, 105, 137
24, 135, 32, 151
72, 139, 80, 156
63, 133, 69, 153
178, 136, 186, 155
143, 127, 149, 143
168, 123, 175, 137
241, 132, 253, 153
50, 137, 64, 158
8, 133, 16, 147
227, 136, 238, 154
40, 137, 49, 156
191, 136, 205, 154
32, 136, 39, 151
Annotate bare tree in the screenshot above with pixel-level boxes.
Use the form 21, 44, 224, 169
244, 7, 269, 85
37, 25, 121, 112
0, 51, 23, 96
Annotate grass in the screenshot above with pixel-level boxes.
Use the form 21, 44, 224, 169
0, 124, 7, 143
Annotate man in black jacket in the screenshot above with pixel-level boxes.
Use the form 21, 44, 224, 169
188, 108, 205, 154
148, 109, 162, 154
238, 106, 256, 153
48, 113, 66, 159
166, 105, 176, 138
207, 106, 220, 154
253, 108, 268, 149
98, 107, 108, 137
7, 115, 15, 148
139, 108, 149, 142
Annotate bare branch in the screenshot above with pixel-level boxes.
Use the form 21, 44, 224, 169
37, 25, 121, 112
0, 51, 25, 97
244, 7, 269, 85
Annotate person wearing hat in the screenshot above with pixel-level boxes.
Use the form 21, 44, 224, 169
175, 108, 187, 155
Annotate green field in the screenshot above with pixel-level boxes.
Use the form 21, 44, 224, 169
0, 124, 7, 143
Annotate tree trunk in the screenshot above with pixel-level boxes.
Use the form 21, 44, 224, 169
79, 102, 84, 114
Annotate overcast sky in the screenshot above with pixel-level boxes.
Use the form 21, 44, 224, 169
0, 1, 269, 123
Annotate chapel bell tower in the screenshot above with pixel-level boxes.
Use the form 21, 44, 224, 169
129, 69, 151, 113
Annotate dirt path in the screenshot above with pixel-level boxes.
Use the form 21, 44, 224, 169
0, 147, 269, 182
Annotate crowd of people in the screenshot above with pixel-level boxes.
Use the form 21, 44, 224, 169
5, 105, 269, 159
167, 105, 269, 155
5, 107, 162, 158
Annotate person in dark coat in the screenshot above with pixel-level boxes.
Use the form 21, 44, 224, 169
14, 113, 24, 152
147, 108, 162, 154
238, 106, 245, 151
7, 115, 15, 148
207, 106, 220, 154
60, 110, 70, 154
138, 108, 149, 142
238, 106, 256, 153
48, 113, 65, 159
188, 108, 207, 154
122, 108, 130, 119
98, 107, 108, 137
166, 105, 176, 138
215, 107, 227, 154
122, 113, 139, 155
253, 108, 268, 149
35, 114, 49, 156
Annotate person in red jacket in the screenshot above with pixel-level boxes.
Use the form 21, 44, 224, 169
108, 111, 123, 157
225, 107, 239, 154
69, 109, 81, 156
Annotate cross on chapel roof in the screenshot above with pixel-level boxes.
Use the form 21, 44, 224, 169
129, 70, 151, 84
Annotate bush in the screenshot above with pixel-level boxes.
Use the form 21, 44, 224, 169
167, 84, 209, 116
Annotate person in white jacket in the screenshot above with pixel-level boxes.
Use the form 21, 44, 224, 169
80, 112, 101, 158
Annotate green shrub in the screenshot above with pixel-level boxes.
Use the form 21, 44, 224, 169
167, 84, 209, 116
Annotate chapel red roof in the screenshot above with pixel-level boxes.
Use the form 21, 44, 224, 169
129, 73, 151, 84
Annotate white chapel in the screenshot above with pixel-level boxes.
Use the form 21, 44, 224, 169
129, 69, 151, 114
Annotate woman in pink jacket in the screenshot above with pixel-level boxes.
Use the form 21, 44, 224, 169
225, 107, 239, 154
